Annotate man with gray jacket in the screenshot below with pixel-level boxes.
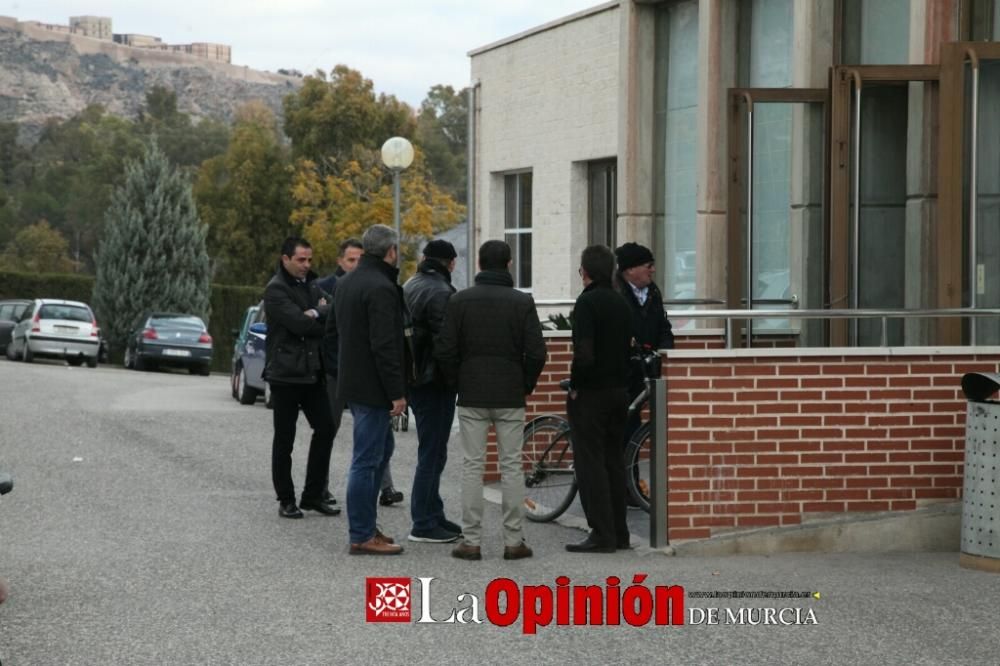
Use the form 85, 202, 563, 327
435, 240, 546, 561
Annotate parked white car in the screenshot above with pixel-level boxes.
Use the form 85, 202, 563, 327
5, 299, 101, 367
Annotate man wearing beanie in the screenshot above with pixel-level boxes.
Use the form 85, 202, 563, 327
614, 242, 674, 504
402, 239, 463, 543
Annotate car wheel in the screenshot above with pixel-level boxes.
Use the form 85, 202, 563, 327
134, 353, 147, 371
22, 344, 33, 363
237, 366, 260, 404
86, 356, 97, 368
67, 357, 83, 367
124, 347, 133, 369
230, 366, 239, 399
5, 341, 17, 361
198, 364, 211, 377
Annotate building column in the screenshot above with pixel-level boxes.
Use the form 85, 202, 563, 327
695, 0, 737, 305
617, 0, 657, 247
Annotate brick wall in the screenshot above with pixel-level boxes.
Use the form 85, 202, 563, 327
513, 333, 1000, 541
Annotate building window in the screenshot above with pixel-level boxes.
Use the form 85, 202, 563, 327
841, 0, 910, 65
588, 160, 617, 248
504, 172, 532, 289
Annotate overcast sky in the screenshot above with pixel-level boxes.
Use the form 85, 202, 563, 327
7, 1, 604, 106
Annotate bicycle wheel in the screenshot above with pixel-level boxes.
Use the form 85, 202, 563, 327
522, 416, 577, 522
624, 422, 652, 513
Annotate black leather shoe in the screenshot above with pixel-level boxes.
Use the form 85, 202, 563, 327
300, 498, 341, 516
279, 502, 303, 519
379, 487, 404, 506
566, 536, 615, 553
321, 490, 338, 506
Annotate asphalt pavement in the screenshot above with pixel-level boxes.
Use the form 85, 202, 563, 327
0, 359, 998, 665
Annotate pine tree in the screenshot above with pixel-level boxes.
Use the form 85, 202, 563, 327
93, 141, 211, 352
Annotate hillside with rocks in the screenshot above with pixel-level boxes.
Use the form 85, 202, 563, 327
0, 21, 301, 140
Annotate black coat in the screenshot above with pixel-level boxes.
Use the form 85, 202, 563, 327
403, 258, 455, 388
263, 265, 328, 385
328, 254, 407, 408
570, 281, 632, 390
618, 278, 675, 351
435, 270, 546, 408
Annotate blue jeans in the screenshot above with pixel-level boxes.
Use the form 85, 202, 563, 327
408, 384, 457, 532
346, 403, 395, 544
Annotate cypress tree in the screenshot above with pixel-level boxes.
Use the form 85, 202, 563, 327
93, 141, 211, 352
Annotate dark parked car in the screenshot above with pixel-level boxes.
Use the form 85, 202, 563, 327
230, 302, 268, 404
0, 299, 32, 355
123, 313, 213, 375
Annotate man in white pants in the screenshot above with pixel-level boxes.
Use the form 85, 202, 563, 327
435, 240, 547, 561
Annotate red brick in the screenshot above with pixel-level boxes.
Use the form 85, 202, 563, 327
693, 392, 736, 402
827, 489, 870, 501
781, 514, 803, 525
890, 500, 918, 510
758, 502, 801, 514
821, 441, 867, 452
741, 391, 780, 401
868, 465, 912, 475
672, 455, 712, 466
673, 429, 712, 441
887, 452, 932, 463
691, 366, 735, 377
826, 390, 869, 401
932, 451, 964, 462
848, 402, 887, 413
914, 464, 956, 475
931, 401, 964, 413
825, 465, 869, 476
799, 402, 844, 414
712, 404, 757, 415
869, 390, 914, 400
669, 379, 712, 391
846, 501, 891, 511
690, 442, 734, 454
757, 378, 800, 389
737, 466, 780, 478
802, 428, 844, 439
712, 454, 755, 466
756, 478, 802, 489
824, 415, 867, 426
736, 490, 782, 502
755, 454, 799, 465
911, 363, 954, 374
865, 364, 911, 375
802, 478, 845, 489
932, 426, 964, 438
758, 403, 802, 414
690, 417, 735, 429
780, 416, 824, 427
670, 503, 712, 515
803, 501, 845, 512
669, 491, 692, 503
779, 365, 822, 375
736, 515, 783, 527
802, 453, 843, 464
737, 441, 779, 453
801, 377, 845, 389
868, 415, 911, 426
913, 414, 956, 426
783, 490, 824, 501
691, 516, 737, 527
825, 363, 865, 374
913, 389, 960, 401
871, 489, 913, 500
866, 441, 910, 451
670, 479, 711, 491
776, 441, 822, 452
845, 453, 887, 464
844, 376, 889, 388
735, 365, 776, 376
713, 430, 756, 442
914, 488, 959, 499
669, 516, 693, 528
909, 439, 954, 451
845, 428, 888, 439
781, 390, 824, 401
712, 503, 759, 514
846, 477, 889, 488
671, 404, 712, 415
889, 402, 929, 413
779, 465, 824, 476
668, 418, 690, 429
891, 476, 933, 487
734, 416, 779, 428
755, 429, 800, 441
670, 528, 711, 540
665, 366, 690, 378
933, 476, 964, 488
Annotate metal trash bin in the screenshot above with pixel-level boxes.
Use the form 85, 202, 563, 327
959, 372, 1000, 572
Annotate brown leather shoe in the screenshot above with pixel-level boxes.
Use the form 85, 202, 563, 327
503, 541, 533, 560
451, 541, 482, 561
374, 528, 395, 545
350, 538, 403, 555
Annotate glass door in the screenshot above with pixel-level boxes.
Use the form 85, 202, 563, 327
940, 42, 1000, 344
727, 88, 827, 347
828, 65, 938, 346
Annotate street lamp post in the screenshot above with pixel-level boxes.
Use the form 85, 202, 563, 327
380, 137, 414, 266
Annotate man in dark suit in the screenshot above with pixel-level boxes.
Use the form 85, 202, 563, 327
263, 237, 340, 519
565, 245, 633, 553
328, 225, 407, 555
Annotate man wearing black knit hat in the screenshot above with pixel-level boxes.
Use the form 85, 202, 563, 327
614, 242, 674, 505
402, 239, 463, 543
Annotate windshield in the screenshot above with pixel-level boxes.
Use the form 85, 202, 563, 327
38, 304, 92, 322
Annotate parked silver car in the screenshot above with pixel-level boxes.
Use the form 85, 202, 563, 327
5, 299, 100, 367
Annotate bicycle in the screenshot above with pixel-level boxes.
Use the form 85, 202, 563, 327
521, 351, 659, 522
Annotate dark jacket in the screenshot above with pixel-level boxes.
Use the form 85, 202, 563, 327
403, 258, 455, 388
328, 254, 406, 408
435, 270, 546, 408
263, 264, 328, 385
570, 281, 632, 390
618, 277, 675, 351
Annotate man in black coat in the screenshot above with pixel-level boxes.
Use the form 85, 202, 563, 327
264, 237, 340, 519
435, 240, 546, 561
328, 224, 407, 555
565, 245, 633, 553
403, 239, 461, 544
